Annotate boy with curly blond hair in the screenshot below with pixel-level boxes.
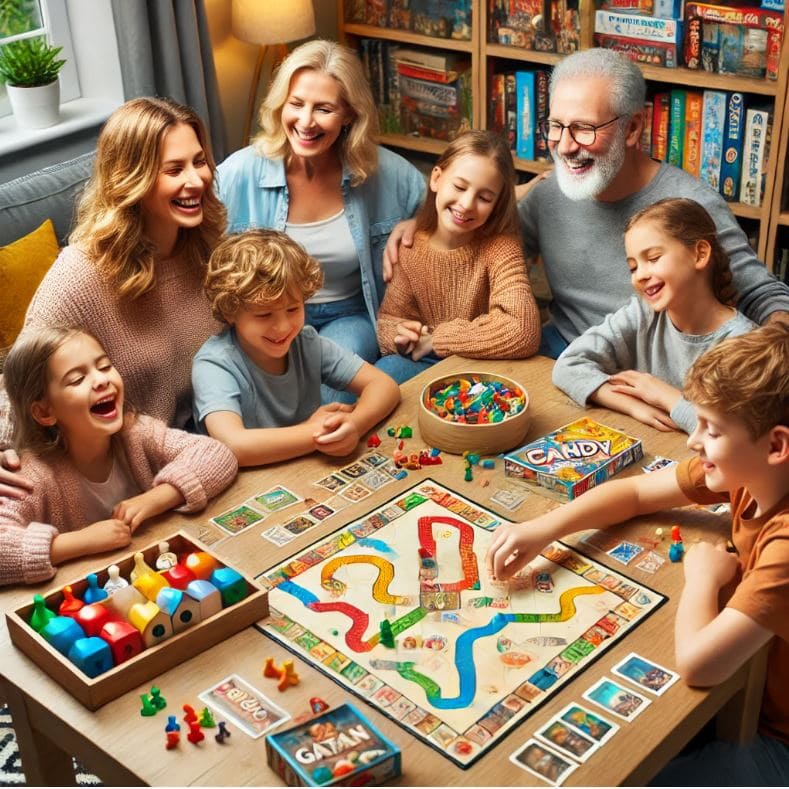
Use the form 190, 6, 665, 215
488, 323, 789, 785
192, 230, 399, 466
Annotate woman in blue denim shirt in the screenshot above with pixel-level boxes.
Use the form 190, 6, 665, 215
217, 40, 425, 402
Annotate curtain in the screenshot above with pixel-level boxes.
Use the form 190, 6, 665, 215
110, 0, 227, 162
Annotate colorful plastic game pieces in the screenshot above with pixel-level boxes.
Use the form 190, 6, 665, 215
183, 703, 198, 723
103, 564, 129, 594
669, 524, 685, 562
59, 584, 84, 617
379, 619, 395, 648
186, 720, 204, 745
130, 552, 155, 583
263, 657, 301, 691
183, 551, 220, 581
150, 686, 167, 710
165, 714, 181, 750
140, 693, 159, 717
82, 573, 109, 604
155, 541, 178, 571
215, 721, 231, 744
427, 376, 525, 424
387, 425, 412, 439
165, 715, 181, 732
366, 433, 381, 448
198, 706, 216, 728
28, 594, 55, 633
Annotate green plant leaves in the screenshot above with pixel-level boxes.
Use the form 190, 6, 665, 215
0, 36, 65, 86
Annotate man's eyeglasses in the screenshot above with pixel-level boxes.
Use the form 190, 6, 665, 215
539, 116, 623, 146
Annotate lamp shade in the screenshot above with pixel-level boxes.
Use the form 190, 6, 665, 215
232, 0, 316, 46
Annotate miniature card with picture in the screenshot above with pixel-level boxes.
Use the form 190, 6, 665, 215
582, 677, 651, 721
612, 653, 680, 696
509, 738, 579, 786
555, 702, 619, 746
210, 504, 267, 536
534, 718, 600, 763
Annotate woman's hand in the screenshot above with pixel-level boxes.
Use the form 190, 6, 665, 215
608, 370, 682, 414
0, 449, 34, 500
382, 218, 417, 282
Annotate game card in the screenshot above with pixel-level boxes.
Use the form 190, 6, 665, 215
509, 739, 578, 786
360, 469, 393, 491
339, 481, 373, 502
362, 452, 388, 468
198, 674, 290, 738
261, 525, 296, 547
634, 551, 666, 574
211, 504, 266, 536
556, 703, 619, 746
490, 487, 529, 511
642, 456, 678, 473
308, 503, 336, 521
534, 718, 600, 763
313, 473, 348, 492
612, 653, 680, 696
583, 677, 651, 721
607, 540, 644, 565
283, 514, 316, 536
338, 461, 369, 479
252, 486, 302, 513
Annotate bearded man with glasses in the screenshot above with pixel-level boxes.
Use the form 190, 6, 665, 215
518, 48, 789, 358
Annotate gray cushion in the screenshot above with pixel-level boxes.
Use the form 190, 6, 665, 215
0, 152, 95, 246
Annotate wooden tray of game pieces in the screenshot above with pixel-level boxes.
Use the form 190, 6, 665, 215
6, 531, 269, 710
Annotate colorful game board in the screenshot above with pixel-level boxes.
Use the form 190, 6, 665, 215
258, 481, 665, 768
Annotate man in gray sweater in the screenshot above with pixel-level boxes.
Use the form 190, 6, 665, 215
520, 48, 789, 358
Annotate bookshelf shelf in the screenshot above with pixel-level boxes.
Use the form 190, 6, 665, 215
339, 0, 789, 267
342, 24, 473, 53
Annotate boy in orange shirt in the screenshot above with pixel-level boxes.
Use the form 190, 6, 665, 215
488, 323, 789, 785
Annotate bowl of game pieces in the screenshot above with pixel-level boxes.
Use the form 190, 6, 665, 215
418, 372, 530, 455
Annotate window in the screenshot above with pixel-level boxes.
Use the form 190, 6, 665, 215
0, 0, 79, 119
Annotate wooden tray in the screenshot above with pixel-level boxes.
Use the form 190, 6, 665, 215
6, 531, 268, 710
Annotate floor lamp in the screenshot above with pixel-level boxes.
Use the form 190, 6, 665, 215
232, 0, 316, 146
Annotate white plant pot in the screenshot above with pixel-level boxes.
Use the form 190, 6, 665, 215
7, 80, 60, 129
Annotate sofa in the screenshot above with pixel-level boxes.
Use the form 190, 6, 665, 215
0, 152, 94, 348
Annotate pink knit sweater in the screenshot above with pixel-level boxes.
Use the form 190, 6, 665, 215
0, 414, 238, 586
377, 233, 541, 359
0, 245, 220, 448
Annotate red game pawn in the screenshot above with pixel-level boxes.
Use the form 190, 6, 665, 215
186, 720, 204, 744
366, 433, 381, 448
165, 731, 180, 750
183, 703, 198, 724
59, 585, 84, 617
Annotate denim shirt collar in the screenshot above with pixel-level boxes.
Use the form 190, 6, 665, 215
257, 154, 353, 189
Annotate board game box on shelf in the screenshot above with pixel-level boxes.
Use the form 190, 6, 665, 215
266, 702, 401, 786
259, 480, 665, 768
6, 531, 268, 710
503, 417, 644, 500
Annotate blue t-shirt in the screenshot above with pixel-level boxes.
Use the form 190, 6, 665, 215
192, 326, 364, 431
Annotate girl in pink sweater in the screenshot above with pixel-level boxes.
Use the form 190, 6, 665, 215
0, 327, 237, 586
376, 130, 541, 383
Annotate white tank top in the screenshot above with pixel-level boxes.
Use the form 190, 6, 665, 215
77, 453, 140, 524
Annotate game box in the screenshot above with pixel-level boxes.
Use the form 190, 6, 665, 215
6, 530, 268, 710
266, 703, 401, 786
503, 417, 644, 500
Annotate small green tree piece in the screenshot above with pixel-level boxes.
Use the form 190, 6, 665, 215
0, 36, 65, 87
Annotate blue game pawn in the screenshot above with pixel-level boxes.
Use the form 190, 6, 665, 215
165, 715, 181, 733
669, 542, 685, 563
83, 572, 109, 604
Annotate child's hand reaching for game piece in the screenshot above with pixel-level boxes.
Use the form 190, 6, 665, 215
683, 541, 739, 590
113, 484, 184, 530
486, 520, 555, 581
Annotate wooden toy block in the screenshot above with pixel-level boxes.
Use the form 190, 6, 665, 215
162, 563, 196, 590
104, 585, 146, 619
156, 587, 202, 633
127, 600, 173, 648
183, 551, 219, 581
183, 579, 222, 620
133, 570, 168, 602
40, 616, 86, 655
75, 602, 115, 638
99, 620, 144, 665
210, 567, 246, 607
68, 636, 114, 678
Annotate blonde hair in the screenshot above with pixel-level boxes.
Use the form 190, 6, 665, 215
416, 129, 519, 242
5, 327, 89, 456
204, 230, 324, 323
253, 40, 378, 186
684, 323, 789, 439
71, 97, 226, 301
625, 198, 737, 306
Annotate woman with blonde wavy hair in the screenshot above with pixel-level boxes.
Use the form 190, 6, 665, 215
217, 39, 425, 403
0, 96, 225, 496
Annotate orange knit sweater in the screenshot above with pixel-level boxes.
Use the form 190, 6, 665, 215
377, 232, 541, 359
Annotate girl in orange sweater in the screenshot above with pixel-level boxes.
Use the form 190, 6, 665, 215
375, 130, 541, 383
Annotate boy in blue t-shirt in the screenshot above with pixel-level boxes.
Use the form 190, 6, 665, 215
192, 229, 400, 466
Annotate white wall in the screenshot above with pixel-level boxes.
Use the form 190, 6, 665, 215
205, 0, 338, 157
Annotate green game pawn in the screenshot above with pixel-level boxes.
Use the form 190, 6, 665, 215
379, 619, 395, 649
29, 594, 55, 633
140, 693, 158, 717
149, 686, 167, 710
464, 466, 473, 482
198, 706, 216, 727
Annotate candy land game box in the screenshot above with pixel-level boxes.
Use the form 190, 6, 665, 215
266, 703, 401, 786
503, 417, 644, 500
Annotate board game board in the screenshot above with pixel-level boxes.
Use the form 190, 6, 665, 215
259, 480, 665, 768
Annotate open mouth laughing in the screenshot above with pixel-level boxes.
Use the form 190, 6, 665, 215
90, 394, 120, 419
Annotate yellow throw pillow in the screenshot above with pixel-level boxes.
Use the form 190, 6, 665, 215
0, 219, 60, 349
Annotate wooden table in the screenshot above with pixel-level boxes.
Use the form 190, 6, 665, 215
0, 355, 760, 786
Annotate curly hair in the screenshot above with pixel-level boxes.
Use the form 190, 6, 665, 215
625, 198, 737, 307
415, 129, 519, 242
254, 40, 378, 186
71, 97, 226, 301
204, 230, 324, 323
684, 322, 789, 439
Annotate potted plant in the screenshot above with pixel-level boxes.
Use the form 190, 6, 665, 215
0, 36, 66, 128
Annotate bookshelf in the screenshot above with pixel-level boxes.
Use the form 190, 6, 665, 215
336, 0, 789, 263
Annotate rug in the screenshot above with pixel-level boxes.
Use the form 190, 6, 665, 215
0, 706, 101, 786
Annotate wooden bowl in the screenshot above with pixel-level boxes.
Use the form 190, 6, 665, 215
418, 372, 531, 455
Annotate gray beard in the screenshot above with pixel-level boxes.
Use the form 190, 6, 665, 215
551, 128, 627, 201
